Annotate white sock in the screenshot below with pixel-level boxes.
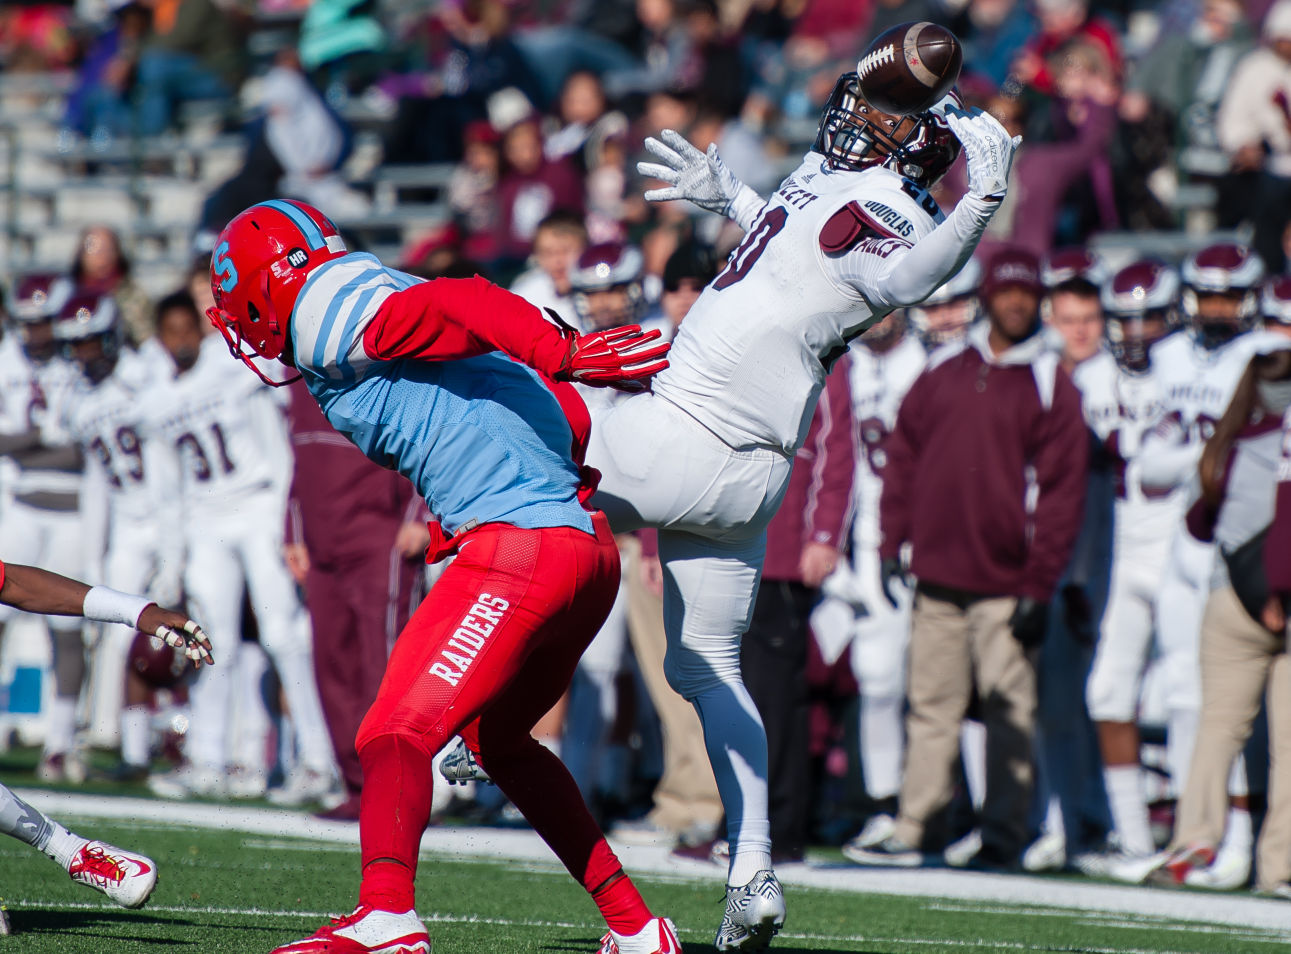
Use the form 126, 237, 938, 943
1220, 807, 1253, 857
1104, 765, 1154, 856
43, 697, 77, 757
689, 683, 772, 886
960, 721, 986, 811
860, 693, 904, 800
1043, 793, 1065, 843
1166, 706, 1199, 798
120, 706, 150, 768
42, 822, 87, 870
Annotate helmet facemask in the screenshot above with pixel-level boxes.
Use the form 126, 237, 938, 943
1106, 309, 1169, 373
814, 75, 961, 186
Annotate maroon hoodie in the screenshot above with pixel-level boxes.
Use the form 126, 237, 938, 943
879, 324, 1088, 602
763, 355, 855, 582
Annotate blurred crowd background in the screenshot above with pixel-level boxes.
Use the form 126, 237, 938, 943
1, 0, 1291, 901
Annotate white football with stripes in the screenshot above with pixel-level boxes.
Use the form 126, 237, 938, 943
856, 21, 963, 116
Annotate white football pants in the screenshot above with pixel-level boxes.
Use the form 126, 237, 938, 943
588, 392, 792, 885
182, 499, 333, 776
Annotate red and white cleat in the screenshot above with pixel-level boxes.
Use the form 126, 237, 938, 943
598, 917, 681, 954
270, 905, 430, 954
67, 840, 157, 909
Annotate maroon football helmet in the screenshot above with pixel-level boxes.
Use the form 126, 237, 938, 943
128, 630, 188, 689
1100, 260, 1179, 372
1264, 276, 1291, 327
1181, 243, 1265, 349
569, 242, 647, 331
1042, 247, 1108, 291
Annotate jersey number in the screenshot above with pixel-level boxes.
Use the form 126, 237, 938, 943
176, 423, 235, 482
89, 426, 145, 489
713, 206, 789, 291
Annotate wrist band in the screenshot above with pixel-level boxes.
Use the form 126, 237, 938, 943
83, 586, 153, 628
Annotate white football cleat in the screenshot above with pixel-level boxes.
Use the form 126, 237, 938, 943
1106, 849, 1171, 884
68, 840, 158, 909
715, 869, 784, 951
270, 905, 430, 954
1022, 831, 1067, 872
438, 739, 490, 785
148, 763, 227, 799
598, 916, 681, 954
1183, 844, 1250, 890
268, 767, 343, 808
943, 828, 982, 868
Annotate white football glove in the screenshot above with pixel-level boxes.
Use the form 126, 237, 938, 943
945, 108, 1022, 201
638, 129, 751, 217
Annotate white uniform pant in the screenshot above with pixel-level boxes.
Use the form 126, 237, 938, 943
84, 520, 166, 747
0, 502, 83, 634
182, 501, 333, 776
588, 392, 792, 875
814, 547, 911, 801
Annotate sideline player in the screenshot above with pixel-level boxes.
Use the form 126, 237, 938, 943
0, 558, 209, 928
206, 200, 678, 954
584, 39, 1019, 948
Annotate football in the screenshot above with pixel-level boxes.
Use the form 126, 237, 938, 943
856, 21, 963, 116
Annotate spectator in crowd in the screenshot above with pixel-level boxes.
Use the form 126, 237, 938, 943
70, 226, 152, 346
495, 118, 584, 276
847, 248, 1088, 870
283, 381, 428, 820
742, 359, 853, 864
1121, 0, 1253, 181
1133, 344, 1291, 893
1012, 0, 1122, 98
544, 70, 627, 173
297, 0, 388, 96
448, 121, 504, 266
509, 210, 589, 322
134, 0, 244, 135
253, 58, 367, 218
63, 0, 151, 141
1217, 0, 1291, 272
953, 0, 1038, 90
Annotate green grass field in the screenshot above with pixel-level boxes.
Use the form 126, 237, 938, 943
0, 819, 1286, 954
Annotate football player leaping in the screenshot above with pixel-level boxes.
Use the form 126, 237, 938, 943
206, 200, 678, 954
559, 48, 1017, 951
0, 558, 209, 930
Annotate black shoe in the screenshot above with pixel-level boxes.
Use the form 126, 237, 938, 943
963, 844, 1022, 873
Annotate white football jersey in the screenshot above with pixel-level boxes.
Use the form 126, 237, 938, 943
141, 339, 291, 516
62, 350, 158, 522
846, 332, 926, 548
1139, 330, 1262, 494
1075, 350, 1181, 547
652, 155, 944, 453
0, 335, 82, 498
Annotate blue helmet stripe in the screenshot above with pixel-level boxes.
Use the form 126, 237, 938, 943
256, 199, 327, 250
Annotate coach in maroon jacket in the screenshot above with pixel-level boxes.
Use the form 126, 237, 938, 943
741, 357, 854, 862
851, 247, 1088, 868
284, 381, 428, 819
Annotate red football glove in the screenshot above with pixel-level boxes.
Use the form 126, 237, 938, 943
556, 325, 671, 392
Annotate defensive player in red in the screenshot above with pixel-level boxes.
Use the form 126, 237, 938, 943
0, 559, 210, 931
206, 200, 678, 954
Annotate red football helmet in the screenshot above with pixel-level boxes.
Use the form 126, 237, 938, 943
1100, 260, 1179, 372
207, 200, 348, 383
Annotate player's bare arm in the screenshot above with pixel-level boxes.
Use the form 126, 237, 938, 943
0, 562, 213, 667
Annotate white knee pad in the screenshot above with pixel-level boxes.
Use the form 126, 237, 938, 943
1086, 646, 1142, 723
850, 622, 907, 701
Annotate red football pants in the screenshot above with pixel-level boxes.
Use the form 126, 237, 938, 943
355, 512, 630, 897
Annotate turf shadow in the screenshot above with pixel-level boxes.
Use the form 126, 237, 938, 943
5, 909, 198, 945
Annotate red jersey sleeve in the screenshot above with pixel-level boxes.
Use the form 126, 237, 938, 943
362, 275, 573, 377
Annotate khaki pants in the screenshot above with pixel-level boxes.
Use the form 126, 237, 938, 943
622, 536, 724, 833
1173, 585, 1291, 889
895, 589, 1036, 856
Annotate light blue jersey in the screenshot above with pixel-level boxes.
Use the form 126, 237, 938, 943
290, 253, 592, 536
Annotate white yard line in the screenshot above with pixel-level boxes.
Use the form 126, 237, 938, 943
2, 899, 1201, 954
14, 788, 1291, 934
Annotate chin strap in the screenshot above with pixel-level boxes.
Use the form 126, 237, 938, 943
205, 306, 301, 388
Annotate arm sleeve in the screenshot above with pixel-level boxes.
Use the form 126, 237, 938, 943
731, 185, 768, 233
362, 275, 572, 377
802, 359, 855, 548
835, 194, 998, 308
1022, 374, 1090, 602
878, 372, 929, 560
